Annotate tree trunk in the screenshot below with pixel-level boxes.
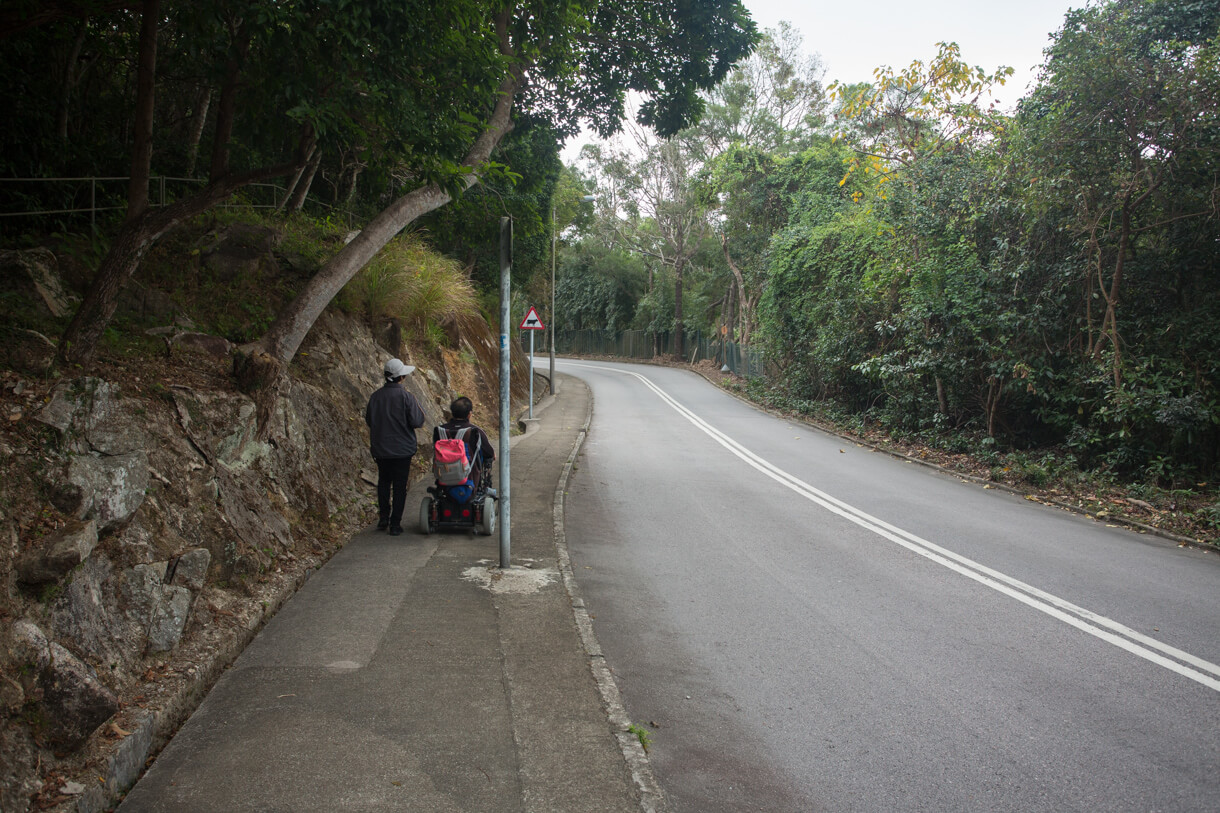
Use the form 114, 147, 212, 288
209, 22, 251, 182
286, 147, 322, 212
721, 232, 755, 345
338, 156, 364, 204
280, 143, 317, 210
673, 255, 685, 359
126, 0, 159, 220
185, 87, 212, 176
59, 155, 310, 365
56, 23, 87, 142
985, 376, 1003, 438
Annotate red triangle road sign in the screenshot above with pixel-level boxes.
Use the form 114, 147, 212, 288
520, 306, 545, 330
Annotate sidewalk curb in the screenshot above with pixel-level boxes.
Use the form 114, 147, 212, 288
550, 377, 670, 813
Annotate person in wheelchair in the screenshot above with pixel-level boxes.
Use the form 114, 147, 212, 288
432, 396, 495, 497
420, 396, 499, 535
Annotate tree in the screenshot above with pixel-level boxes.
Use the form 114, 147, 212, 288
690, 21, 827, 161
692, 24, 829, 343
1017, 0, 1220, 388
829, 42, 1012, 204
54, 0, 513, 365
233, 0, 757, 391
584, 132, 708, 358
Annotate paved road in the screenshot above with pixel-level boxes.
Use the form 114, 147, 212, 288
559, 359, 1220, 813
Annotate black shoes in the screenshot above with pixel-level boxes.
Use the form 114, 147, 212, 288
388, 526, 403, 536
376, 520, 389, 532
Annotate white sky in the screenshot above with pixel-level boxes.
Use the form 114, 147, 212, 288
563, 0, 1083, 162
746, 0, 1082, 102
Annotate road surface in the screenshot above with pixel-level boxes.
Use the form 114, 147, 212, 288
559, 359, 1220, 813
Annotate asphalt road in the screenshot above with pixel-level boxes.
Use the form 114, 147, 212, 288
559, 359, 1220, 813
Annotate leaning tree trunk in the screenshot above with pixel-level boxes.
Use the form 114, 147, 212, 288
280, 143, 317, 211
58, 0, 159, 365
236, 70, 522, 398
184, 87, 212, 176
59, 156, 310, 364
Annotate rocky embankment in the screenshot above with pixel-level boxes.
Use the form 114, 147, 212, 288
0, 246, 521, 811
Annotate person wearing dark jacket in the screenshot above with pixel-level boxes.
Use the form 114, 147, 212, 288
365, 358, 427, 535
432, 396, 495, 491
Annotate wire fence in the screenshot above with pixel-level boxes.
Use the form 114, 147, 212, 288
0, 175, 354, 231
548, 328, 764, 378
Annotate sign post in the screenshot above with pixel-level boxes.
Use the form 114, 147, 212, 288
520, 306, 545, 419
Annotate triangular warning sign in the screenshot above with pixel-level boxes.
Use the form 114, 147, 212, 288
520, 306, 545, 330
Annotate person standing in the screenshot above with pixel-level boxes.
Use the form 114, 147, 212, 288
365, 358, 427, 535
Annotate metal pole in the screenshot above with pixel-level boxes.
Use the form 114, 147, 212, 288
529, 329, 535, 420
498, 217, 512, 569
549, 204, 556, 395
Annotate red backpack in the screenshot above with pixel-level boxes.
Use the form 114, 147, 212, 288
433, 427, 479, 486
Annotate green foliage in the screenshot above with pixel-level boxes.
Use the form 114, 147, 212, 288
739, 2, 1220, 483
627, 723, 652, 752
556, 242, 648, 332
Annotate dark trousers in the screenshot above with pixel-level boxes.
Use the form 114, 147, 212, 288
376, 456, 413, 528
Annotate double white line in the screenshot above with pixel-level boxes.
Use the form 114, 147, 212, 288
575, 362, 1220, 693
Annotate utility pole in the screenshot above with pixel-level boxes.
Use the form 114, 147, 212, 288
549, 204, 556, 395
498, 217, 512, 569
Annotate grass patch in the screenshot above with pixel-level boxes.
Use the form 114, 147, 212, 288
338, 232, 485, 346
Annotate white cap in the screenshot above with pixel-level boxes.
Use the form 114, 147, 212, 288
384, 358, 415, 379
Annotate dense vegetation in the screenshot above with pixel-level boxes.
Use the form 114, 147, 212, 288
0, 0, 756, 378
2, 0, 1218, 522
562, 0, 1220, 503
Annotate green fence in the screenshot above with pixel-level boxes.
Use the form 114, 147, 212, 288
548, 329, 764, 378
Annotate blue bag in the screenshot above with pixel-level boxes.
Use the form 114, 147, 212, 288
445, 478, 475, 504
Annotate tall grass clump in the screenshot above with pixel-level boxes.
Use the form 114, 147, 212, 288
340, 233, 484, 344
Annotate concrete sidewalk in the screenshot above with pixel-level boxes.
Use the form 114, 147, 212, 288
117, 374, 663, 812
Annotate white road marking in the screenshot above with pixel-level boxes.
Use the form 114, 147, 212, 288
566, 361, 1220, 693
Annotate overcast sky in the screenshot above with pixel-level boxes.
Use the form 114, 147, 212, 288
563, 1, 1083, 162
745, 0, 1083, 104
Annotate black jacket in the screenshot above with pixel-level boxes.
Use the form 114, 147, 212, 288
365, 381, 426, 459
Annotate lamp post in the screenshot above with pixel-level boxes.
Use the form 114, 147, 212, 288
549, 194, 595, 395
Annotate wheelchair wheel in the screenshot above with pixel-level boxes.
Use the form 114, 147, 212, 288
480, 496, 496, 536
419, 497, 434, 535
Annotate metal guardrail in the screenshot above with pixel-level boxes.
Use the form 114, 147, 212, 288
549, 328, 764, 378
